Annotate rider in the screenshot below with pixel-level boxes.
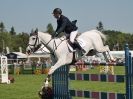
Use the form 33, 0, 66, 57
52, 8, 85, 53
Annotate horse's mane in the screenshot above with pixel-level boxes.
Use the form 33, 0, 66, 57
38, 31, 66, 40
38, 31, 50, 35
38, 31, 52, 37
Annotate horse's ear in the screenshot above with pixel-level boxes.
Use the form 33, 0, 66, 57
30, 28, 38, 36
35, 28, 38, 34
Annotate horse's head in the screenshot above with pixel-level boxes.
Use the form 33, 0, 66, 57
26, 29, 41, 55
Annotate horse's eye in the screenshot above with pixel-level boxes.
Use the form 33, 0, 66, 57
32, 38, 35, 40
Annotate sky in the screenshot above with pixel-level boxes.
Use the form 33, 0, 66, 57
0, 0, 133, 33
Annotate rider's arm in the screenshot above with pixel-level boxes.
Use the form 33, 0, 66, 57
56, 18, 67, 34
55, 22, 60, 32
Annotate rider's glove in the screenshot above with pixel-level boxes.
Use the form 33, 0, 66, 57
54, 32, 58, 37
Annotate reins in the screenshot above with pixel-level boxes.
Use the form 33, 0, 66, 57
40, 37, 66, 56
28, 33, 66, 57
37, 36, 66, 56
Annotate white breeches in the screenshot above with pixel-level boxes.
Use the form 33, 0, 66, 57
70, 30, 78, 43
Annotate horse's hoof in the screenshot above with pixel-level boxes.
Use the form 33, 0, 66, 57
38, 86, 53, 99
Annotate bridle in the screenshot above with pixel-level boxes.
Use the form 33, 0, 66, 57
28, 35, 41, 53
28, 34, 65, 56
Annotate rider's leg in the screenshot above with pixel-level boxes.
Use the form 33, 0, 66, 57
68, 30, 78, 50
70, 30, 86, 53
70, 30, 78, 43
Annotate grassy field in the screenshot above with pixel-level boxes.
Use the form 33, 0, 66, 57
0, 75, 45, 99
0, 66, 125, 99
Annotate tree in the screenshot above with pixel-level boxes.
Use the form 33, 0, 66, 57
46, 23, 54, 35
104, 30, 132, 50
0, 32, 11, 53
96, 21, 104, 32
10, 26, 16, 35
12, 32, 29, 52
0, 22, 5, 33
19, 32, 29, 52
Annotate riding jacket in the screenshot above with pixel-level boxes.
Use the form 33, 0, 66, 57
55, 15, 78, 35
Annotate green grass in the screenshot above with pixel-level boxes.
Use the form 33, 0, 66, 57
0, 66, 125, 99
0, 75, 46, 99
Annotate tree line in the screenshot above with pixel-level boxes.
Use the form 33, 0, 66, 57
0, 21, 133, 54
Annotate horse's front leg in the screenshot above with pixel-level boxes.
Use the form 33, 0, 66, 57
48, 59, 69, 75
48, 53, 73, 75
42, 58, 67, 89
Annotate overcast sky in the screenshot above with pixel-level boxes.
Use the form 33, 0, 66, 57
0, 0, 133, 33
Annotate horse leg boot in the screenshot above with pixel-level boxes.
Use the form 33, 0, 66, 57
103, 52, 114, 75
103, 52, 110, 62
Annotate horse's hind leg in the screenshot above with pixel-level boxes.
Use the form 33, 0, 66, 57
98, 45, 114, 75
102, 45, 115, 74
103, 51, 114, 62
96, 45, 114, 61
103, 52, 114, 74
103, 52, 110, 62
104, 45, 115, 61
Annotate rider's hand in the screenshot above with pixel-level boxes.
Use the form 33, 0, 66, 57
54, 32, 58, 37
51, 32, 58, 38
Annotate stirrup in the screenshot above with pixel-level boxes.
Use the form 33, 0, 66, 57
81, 49, 86, 53
81, 50, 86, 56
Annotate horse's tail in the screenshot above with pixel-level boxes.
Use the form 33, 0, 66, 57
95, 30, 107, 43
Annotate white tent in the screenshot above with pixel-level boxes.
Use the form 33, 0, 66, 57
27, 45, 50, 58
11, 52, 27, 58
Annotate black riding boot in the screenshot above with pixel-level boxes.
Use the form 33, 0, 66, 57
74, 41, 86, 53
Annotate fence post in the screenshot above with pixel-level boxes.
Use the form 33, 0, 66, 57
132, 57, 133, 99
52, 65, 71, 99
1, 56, 9, 84
125, 43, 132, 99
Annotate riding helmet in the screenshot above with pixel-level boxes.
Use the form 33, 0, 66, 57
53, 8, 62, 14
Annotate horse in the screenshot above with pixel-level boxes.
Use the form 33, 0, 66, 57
26, 29, 114, 75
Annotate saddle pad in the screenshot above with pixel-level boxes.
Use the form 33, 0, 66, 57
77, 38, 86, 48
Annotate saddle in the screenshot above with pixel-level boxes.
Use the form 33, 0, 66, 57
67, 40, 86, 63
67, 38, 86, 52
